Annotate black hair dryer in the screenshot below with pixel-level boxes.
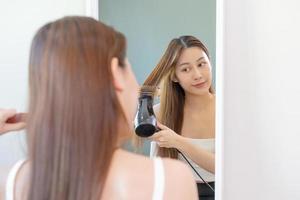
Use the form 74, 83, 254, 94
134, 93, 158, 137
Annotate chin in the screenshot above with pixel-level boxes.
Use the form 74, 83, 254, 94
192, 88, 211, 96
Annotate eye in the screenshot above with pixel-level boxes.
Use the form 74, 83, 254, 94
181, 67, 190, 72
198, 62, 207, 67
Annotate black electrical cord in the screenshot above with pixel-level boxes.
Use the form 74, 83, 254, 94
176, 149, 215, 193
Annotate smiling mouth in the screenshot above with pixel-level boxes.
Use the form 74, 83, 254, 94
192, 82, 206, 88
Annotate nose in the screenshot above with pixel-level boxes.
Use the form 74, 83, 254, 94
193, 66, 203, 80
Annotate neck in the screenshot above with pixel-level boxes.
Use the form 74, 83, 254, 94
184, 91, 214, 111
116, 118, 133, 147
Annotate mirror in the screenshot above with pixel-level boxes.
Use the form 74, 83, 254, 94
98, 0, 218, 198
0, 0, 221, 198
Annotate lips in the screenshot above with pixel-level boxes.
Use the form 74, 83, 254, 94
192, 81, 206, 88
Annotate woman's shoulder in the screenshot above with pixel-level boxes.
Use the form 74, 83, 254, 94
160, 158, 198, 199
103, 150, 154, 199
108, 150, 154, 180
137, 156, 198, 199
115, 151, 197, 199
117, 149, 196, 180
161, 158, 196, 183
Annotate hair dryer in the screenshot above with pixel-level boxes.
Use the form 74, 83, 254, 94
134, 90, 159, 137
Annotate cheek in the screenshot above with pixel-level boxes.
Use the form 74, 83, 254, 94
177, 75, 191, 88
130, 78, 139, 112
177, 80, 190, 91
204, 68, 212, 81
132, 89, 138, 109
128, 70, 139, 94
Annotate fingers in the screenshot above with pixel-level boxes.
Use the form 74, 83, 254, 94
3, 122, 26, 132
149, 131, 163, 140
149, 130, 172, 148
156, 141, 170, 148
0, 109, 27, 134
0, 109, 17, 122
149, 131, 169, 145
156, 121, 168, 130
6, 113, 27, 123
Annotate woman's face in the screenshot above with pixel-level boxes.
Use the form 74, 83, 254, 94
174, 47, 212, 96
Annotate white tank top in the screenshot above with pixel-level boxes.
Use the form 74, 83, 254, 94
6, 158, 165, 200
150, 138, 215, 183
5, 159, 26, 200
152, 157, 165, 200
178, 138, 215, 183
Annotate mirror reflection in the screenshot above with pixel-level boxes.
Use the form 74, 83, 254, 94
0, 0, 217, 199
99, 0, 216, 199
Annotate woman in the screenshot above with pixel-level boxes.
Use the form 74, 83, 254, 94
145, 36, 215, 199
5, 17, 197, 200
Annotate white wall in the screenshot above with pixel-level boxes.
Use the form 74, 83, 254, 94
0, 0, 87, 195
223, 0, 300, 199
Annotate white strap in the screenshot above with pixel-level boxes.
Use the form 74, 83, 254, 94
5, 159, 26, 200
152, 157, 165, 200
150, 141, 159, 158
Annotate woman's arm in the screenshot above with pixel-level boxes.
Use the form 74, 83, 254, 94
176, 136, 215, 173
163, 158, 198, 200
150, 122, 215, 173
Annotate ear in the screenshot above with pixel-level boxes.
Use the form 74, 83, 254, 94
111, 57, 125, 92
171, 74, 179, 83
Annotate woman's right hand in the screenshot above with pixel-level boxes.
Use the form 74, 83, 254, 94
0, 108, 26, 135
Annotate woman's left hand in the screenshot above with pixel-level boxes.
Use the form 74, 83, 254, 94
149, 122, 182, 148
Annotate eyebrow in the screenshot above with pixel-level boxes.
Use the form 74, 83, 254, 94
178, 57, 205, 67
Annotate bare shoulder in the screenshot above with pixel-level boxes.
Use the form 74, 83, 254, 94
162, 158, 195, 184
162, 158, 198, 200
115, 149, 152, 164
106, 150, 197, 199
103, 150, 155, 199
122, 154, 197, 199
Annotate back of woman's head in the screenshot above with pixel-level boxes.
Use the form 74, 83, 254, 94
27, 16, 127, 200
144, 35, 213, 158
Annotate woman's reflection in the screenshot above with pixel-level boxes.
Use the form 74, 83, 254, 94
145, 35, 215, 200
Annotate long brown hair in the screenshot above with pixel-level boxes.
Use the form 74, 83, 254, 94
143, 35, 214, 158
27, 16, 127, 200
